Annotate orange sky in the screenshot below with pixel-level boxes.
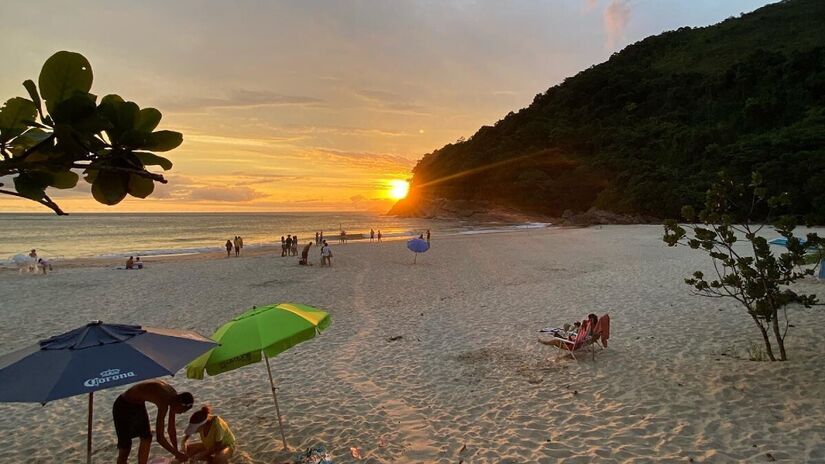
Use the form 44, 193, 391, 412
0, 0, 771, 213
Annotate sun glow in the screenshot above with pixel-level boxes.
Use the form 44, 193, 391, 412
388, 180, 410, 200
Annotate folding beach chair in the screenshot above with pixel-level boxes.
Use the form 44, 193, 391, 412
539, 314, 609, 361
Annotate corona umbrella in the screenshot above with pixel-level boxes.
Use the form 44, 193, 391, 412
0, 321, 217, 464
186, 303, 331, 450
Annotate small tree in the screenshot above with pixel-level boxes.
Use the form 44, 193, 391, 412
663, 172, 821, 361
0, 51, 181, 215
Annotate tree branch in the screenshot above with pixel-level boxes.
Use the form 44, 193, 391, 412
0, 189, 67, 215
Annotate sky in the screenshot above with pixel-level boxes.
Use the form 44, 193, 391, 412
0, 0, 774, 213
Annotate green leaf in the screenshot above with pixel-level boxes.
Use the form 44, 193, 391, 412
127, 174, 155, 198
135, 151, 173, 170
48, 170, 79, 189
38, 51, 93, 113
9, 128, 51, 157
145, 130, 182, 152
22, 79, 44, 120
0, 97, 37, 142
91, 172, 128, 205
136, 108, 162, 133
13, 173, 49, 200
51, 92, 97, 124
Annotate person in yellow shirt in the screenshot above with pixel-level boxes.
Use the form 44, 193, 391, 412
181, 405, 235, 463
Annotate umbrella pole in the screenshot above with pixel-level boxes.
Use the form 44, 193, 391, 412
87, 391, 94, 464
264, 356, 289, 451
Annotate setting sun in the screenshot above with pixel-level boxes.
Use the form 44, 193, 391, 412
388, 180, 410, 200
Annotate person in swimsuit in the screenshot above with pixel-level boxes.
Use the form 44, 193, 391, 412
225, 240, 232, 258
183, 405, 236, 464
112, 380, 194, 464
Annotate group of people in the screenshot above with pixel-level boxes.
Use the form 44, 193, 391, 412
113, 380, 235, 464
281, 235, 300, 257
224, 236, 244, 257
24, 249, 52, 275
125, 256, 144, 270
368, 229, 383, 243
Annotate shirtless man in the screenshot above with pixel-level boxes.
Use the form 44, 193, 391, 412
113, 380, 193, 464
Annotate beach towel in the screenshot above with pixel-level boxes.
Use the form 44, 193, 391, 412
594, 314, 610, 347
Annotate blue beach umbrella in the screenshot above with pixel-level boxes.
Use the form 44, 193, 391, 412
406, 238, 430, 263
0, 321, 217, 464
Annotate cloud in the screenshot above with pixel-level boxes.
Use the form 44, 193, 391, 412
187, 186, 267, 202
351, 88, 430, 116
167, 89, 323, 111
604, 0, 631, 49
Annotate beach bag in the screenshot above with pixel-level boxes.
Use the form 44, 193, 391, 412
295, 446, 333, 463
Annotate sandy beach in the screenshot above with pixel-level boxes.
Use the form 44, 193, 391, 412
1, 225, 824, 463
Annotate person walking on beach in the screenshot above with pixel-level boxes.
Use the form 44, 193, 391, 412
238, 236, 244, 253
233, 236, 240, 257
113, 380, 194, 464
370, 229, 375, 242
281, 236, 287, 257
377, 230, 382, 242
320, 240, 333, 266
225, 240, 232, 258
286, 235, 293, 256
426, 229, 431, 243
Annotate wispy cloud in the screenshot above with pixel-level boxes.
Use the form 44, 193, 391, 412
604, 0, 631, 49
351, 88, 431, 116
167, 89, 323, 112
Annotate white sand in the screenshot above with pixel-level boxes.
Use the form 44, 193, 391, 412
1, 225, 824, 463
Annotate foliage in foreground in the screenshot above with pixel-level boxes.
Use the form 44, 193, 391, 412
663, 172, 822, 361
0, 51, 181, 214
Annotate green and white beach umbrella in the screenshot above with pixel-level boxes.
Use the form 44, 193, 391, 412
186, 303, 331, 450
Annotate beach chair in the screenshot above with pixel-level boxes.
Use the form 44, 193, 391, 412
539, 314, 609, 361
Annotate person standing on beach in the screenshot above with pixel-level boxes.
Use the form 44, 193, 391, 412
238, 236, 244, 253
377, 230, 382, 242
320, 240, 333, 266
286, 235, 293, 256
370, 229, 375, 242
225, 240, 232, 258
113, 380, 194, 464
320, 231, 324, 243
315, 232, 320, 245
292, 235, 299, 256
426, 229, 431, 243
233, 236, 240, 257
281, 236, 287, 257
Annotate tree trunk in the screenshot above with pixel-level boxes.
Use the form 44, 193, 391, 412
771, 310, 787, 361
752, 315, 776, 361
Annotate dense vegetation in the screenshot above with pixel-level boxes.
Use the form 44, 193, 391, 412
392, 0, 825, 221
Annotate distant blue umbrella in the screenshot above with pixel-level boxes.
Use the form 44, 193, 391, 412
407, 238, 430, 263
0, 321, 216, 464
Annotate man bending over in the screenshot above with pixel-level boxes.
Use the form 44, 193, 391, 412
113, 380, 193, 463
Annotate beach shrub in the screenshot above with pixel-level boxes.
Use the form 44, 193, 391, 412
663, 172, 822, 361
0, 51, 182, 214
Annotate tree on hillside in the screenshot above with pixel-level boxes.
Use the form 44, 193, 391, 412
663, 172, 822, 361
0, 51, 181, 215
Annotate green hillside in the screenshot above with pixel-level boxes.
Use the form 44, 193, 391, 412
391, 0, 825, 221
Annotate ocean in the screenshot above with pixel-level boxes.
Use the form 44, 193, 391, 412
0, 212, 549, 262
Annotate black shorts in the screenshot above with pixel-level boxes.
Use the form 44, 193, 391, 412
113, 395, 151, 449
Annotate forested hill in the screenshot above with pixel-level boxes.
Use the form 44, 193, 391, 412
390, 0, 825, 222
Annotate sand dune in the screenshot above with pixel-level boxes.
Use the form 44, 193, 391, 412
1, 225, 824, 463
